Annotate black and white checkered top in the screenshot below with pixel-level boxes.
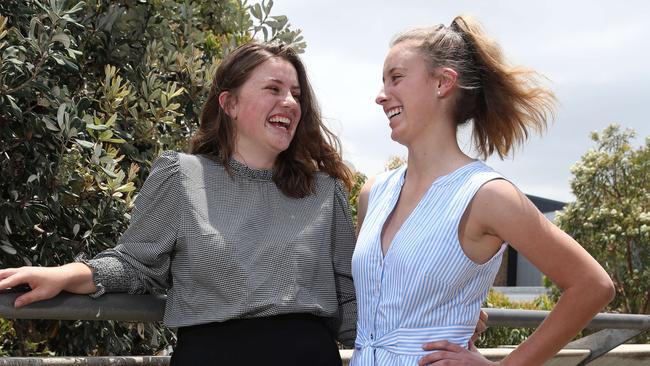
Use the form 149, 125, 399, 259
82, 151, 357, 345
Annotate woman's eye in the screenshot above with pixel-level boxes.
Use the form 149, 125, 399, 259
292, 94, 301, 101
391, 75, 403, 82
267, 86, 280, 92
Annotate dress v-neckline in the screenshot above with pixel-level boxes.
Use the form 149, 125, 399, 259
378, 160, 480, 259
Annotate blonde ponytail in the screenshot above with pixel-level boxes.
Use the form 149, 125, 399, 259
392, 15, 556, 158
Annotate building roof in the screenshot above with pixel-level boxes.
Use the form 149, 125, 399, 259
526, 194, 566, 213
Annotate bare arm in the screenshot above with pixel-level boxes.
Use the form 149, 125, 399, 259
419, 180, 613, 366
475, 180, 613, 365
0, 263, 97, 307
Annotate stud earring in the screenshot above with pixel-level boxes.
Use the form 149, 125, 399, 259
437, 91, 441, 96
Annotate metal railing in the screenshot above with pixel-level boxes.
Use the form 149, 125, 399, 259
1, 292, 649, 365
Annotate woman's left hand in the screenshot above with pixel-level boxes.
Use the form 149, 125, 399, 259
418, 340, 497, 365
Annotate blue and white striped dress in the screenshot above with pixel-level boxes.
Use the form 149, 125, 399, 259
351, 161, 507, 365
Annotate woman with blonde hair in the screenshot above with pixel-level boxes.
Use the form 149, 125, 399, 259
352, 16, 614, 365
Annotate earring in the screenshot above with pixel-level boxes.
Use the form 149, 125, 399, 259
437, 91, 441, 96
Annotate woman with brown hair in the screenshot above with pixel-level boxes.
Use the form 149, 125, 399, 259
0, 42, 356, 365
351, 16, 615, 365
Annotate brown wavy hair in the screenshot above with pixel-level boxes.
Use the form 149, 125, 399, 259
391, 15, 556, 158
190, 42, 353, 198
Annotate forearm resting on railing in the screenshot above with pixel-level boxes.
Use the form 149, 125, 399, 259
0, 263, 96, 307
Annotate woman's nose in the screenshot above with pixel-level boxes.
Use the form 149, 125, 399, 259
375, 88, 387, 105
282, 91, 299, 107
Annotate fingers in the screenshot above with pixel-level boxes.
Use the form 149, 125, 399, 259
0, 269, 27, 290
15, 286, 56, 308
0, 267, 20, 282
418, 350, 461, 366
471, 309, 489, 344
467, 340, 478, 353
0, 267, 63, 307
477, 310, 488, 333
421, 340, 465, 353
476, 321, 487, 333
479, 309, 488, 322
419, 344, 491, 366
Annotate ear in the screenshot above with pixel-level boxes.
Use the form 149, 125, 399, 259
435, 67, 458, 98
218, 91, 237, 119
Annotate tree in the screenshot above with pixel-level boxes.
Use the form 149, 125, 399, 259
348, 156, 406, 226
0, 0, 303, 356
349, 171, 367, 227
555, 125, 649, 314
385, 155, 406, 171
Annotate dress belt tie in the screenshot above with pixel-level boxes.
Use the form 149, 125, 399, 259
352, 325, 475, 364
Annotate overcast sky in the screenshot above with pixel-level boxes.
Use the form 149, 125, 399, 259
271, 0, 650, 202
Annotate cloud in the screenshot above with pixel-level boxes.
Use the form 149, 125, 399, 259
273, 0, 650, 201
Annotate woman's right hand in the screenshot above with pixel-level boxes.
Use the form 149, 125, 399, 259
0, 263, 95, 307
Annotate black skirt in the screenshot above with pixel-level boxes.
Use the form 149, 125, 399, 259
170, 313, 343, 366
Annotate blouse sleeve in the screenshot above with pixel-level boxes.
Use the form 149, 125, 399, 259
331, 180, 358, 347
80, 151, 181, 297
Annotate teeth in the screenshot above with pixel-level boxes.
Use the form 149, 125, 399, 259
269, 116, 290, 125
386, 107, 403, 118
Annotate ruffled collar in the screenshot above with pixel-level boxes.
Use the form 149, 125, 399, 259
228, 157, 274, 181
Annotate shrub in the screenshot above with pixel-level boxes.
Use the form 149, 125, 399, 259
554, 125, 649, 315
0, 0, 303, 355
477, 290, 555, 348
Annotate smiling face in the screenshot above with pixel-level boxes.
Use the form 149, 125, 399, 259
221, 57, 301, 167
376, 40, 440, 145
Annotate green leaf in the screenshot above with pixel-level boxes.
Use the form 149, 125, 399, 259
105, 113, 118, 127
52, 54, 66, 65
44, 117, 60, 131
115, 182, 136, 193
251, 4, 263, 20
62, 56, 79, 71
93, 143, 102, 161
75, 139, 94, 149
0, 243, 17, 255
106, 138, 126, 144
57, 103, 67, 129
266, 19, 280, 29
168, 85, 184, 99
5, 95, 22, 118
73, 224, 80, 237
99, 130, 114, 141
65, 1, 86, 15
272, 15, 288, 28
27, 174, 38, 183
264, 0, 274, 14
100, 166, 118, 179
86, 124, 108, 131
4, 217, 11, 234
29, 17, 39, 39
52, 32, 71, 48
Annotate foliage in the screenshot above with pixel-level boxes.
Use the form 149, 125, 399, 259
476, 290, 555, 347
385, 155, 406, 171
349, 171, 367, 227
0, 0, 303, 356
348, 155, 404, 226
0, 318, 18, 356
554, 125, 649, 314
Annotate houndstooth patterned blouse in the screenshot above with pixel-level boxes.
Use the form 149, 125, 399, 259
80, 151, 357, 345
